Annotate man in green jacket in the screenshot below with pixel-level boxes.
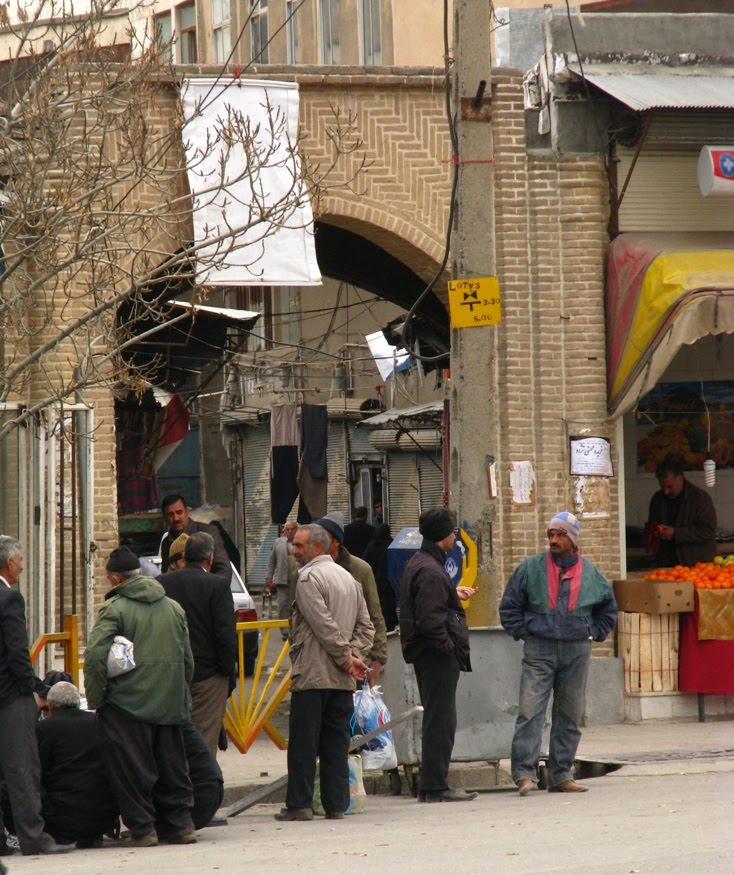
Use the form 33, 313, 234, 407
84, 547, 196, 847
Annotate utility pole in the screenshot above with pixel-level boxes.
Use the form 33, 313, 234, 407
449, 0, 499, 623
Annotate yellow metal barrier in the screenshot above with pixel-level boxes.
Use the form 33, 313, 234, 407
224, 619, 292, 753
29, 614, 81, 687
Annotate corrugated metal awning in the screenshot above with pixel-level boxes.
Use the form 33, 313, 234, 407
568, 65, 734, 111
358, 401, 443, 427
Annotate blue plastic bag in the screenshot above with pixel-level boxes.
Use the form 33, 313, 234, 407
351, 683, 398, 771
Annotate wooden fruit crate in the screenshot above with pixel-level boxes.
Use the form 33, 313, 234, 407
617, 611, 680, 693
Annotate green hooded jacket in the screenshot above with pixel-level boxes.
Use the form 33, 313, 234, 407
84, 574, 193, 724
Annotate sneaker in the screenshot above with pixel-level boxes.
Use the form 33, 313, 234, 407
128, 832, 159, 848
274, 807, 314, 822
5, 837, 19, 852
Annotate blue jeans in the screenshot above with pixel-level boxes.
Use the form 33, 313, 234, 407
511, 635, 591, 788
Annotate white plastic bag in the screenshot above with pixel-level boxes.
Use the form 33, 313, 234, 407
107, 635, 136, 678
351, 683, 398, 771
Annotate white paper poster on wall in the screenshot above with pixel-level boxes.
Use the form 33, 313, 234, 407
510, 460, 536, 505
180, 78, 322, 287
569, 436, 614, 477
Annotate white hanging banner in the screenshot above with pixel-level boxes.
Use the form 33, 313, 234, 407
180, 78, 322, 286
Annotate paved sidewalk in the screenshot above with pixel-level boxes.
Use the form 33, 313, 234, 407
220, 715, 734, 807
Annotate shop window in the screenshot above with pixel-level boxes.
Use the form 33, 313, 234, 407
320, 0, 340, 65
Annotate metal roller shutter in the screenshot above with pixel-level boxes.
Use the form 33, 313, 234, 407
327, 419, 349, 514
239, 425, 277, 590
418, 453, 444, 511
617, 149, 734, 233
386, 452, 419, 531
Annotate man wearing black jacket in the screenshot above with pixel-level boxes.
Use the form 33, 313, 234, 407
399, 509, 477, 803
158, 532, 236, 756
0, 536, 74, 856
36, 682, 118, 847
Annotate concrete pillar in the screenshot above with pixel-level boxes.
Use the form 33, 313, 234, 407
450, 0, 499, 625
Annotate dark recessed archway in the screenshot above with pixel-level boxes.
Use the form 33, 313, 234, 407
314, 222, 448, 335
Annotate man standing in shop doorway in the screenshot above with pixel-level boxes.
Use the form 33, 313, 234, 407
647, 453, 717, 567
500, 512, 617, 796
160, 495, 230, 577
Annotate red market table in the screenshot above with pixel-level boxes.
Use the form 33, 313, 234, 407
678, 590, 734, 717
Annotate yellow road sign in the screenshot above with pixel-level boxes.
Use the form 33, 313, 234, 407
448, 276, 501, 328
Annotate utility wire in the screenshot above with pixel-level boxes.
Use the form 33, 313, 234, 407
399, 0, 457, 365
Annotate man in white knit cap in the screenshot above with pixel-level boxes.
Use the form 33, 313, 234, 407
499, 511, 617, 796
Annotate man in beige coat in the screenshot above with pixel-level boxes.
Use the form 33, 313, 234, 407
276, 524, 374, 823
316, 512, 388, 686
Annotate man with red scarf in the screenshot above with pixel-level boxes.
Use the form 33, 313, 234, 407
500, 512, 617, 796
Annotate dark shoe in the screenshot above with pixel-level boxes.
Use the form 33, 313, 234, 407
165, 829, 197, 845
274, 807, 314, 822
76, 836, 104, 849
325, 811, 345, 820
127, 832, 159, 848
548, 780, 589, 793
422, 788, 478, 803
517, 778, 536, 797
0, 843, 13, 857
27, 839, 75, 855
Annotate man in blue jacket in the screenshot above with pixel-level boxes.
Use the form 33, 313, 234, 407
500, 512, 617, 796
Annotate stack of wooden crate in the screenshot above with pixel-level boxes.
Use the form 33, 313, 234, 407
613, 579, 694, 695
617, 611, 680, 693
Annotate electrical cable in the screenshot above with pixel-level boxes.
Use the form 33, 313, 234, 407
399, 0, 457, 365
563, 0, 610, 172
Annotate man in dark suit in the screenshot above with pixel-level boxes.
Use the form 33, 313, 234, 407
36, 682, 118, 847
343, 506, 376, 559
159, 494, 230, 576
0, 536, 73, 856
158, 532, 236, 756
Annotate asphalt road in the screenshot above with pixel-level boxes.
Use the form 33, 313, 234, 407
5, 765, 731, 874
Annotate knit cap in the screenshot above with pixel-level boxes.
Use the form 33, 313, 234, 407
106, 546, 140, 573
547, 511, 580, 546
316, 511, 345, 544
419, 508, 457, 543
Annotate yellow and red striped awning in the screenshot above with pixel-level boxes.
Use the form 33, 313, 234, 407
607, 233, 734, 417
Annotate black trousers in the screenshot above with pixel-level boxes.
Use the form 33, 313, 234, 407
96, 704, 194, 839
0, 695, 45, 853
414, 653, 461, 793
286, 689, 353, 814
